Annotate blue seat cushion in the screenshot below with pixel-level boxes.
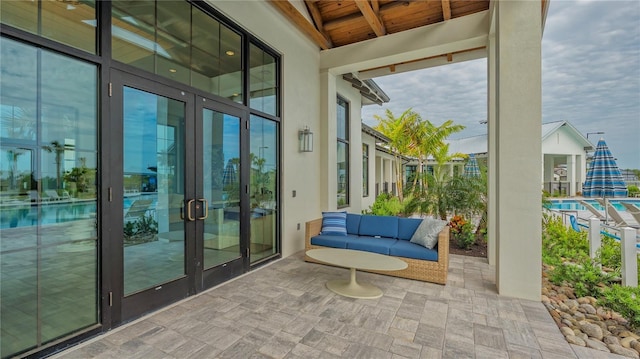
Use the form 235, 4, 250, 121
358, 215, 399, 238
311, 234, 359, 249
346, 236, 397, 255
389, 240, 438, 261
346, 213, 361, 234
397, 218, 423, 241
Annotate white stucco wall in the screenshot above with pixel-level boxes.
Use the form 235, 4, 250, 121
208, 1, 321, 258
542, 125, 589, 195
543, 125, 589, 156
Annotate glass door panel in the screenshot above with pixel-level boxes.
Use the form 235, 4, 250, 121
201, 109, 241, 269
122, 86, 186, 295
249, 115, 278, 263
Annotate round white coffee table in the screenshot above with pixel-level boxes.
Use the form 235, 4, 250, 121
306, 248, 408, 299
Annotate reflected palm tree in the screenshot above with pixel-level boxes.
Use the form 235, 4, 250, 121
6, 149, 24, 190
42, 140, 74, 191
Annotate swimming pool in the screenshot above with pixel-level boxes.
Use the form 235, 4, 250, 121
548, 199, 640, 212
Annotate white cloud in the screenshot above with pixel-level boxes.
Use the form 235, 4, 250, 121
362, 0, 640, 169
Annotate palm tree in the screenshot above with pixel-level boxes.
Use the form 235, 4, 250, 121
409, 119, 465, 196
424, 143, 467, 219
42, 140, 74, 191
374, 109, 420, 202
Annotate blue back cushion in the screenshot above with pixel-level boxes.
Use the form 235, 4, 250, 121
346, 213, 361, 234
311, 234, 360, 249
321, 211, 347, 236
397, 218, 423, 240
358, 215, 399, 238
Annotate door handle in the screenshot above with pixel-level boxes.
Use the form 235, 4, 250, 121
197, 198, 208, 220
185, 199, 196, 221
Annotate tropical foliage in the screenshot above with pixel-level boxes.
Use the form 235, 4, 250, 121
542, 217, 640, 328
374, 109, 465, 203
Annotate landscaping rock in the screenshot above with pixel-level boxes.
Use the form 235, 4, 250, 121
607, 344, 640, 359
585, 338, 611, 353
620, 337, 636, 348
560, 327, 574, 337
581, 303, 597, 314
541, 267, 639, 358
580, 321, 604, 341
566, 335, 586, 346
565, 299, 579, 310
605, 336, 621, 346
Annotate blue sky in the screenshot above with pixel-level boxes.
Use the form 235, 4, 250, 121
362, 0, 640, 170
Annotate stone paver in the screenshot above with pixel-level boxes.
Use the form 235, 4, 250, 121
52, 253, 628, 359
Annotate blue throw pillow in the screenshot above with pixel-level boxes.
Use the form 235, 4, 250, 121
321, 211, 347, 236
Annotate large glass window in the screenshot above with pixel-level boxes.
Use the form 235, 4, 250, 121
363, 144, 369, 197
0, 0, 97, 53
111, 1, 243, 102
249, 43, 278, 116
0, 37, 98, 358
337, 97, 349, 207
250, 115, 278, 263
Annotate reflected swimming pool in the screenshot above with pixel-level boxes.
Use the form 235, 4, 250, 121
0, 196, 156, 229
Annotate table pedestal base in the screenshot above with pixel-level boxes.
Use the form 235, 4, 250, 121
325, 268, 382, 299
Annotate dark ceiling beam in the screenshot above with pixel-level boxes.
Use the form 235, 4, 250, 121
354, 0, 386, 37
324, 1, 437, 31
305, 0, 325, 32
268, 0, 333, 49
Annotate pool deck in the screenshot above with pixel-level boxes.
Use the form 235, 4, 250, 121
51, 252, 627, 359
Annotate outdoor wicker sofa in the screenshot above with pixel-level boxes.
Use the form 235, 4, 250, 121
304, 214, 450, 284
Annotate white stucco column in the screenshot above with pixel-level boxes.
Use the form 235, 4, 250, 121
385, 159, 392, 193
319, 70, 337, 210
487, 32, 497, 266
567, 154, 576, 196
544, 155, 555, 193
494, 0, 542, 300
576, 155, 584, 194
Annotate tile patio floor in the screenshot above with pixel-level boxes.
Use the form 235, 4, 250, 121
52, 253, 627, 359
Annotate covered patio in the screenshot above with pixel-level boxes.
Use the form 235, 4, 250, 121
52, 253, 616, 359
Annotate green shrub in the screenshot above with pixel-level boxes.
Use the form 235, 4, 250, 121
542, 217, 589, 265
363, 193, 403, 216
597, 235, 621, 275
599, 285, 640, 329
548, 260, 614, 298
628, 185, 639, 197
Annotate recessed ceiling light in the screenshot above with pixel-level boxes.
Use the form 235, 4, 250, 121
169, 69, 177, 73
225, 50, 235, 56
66, 4, 76, 10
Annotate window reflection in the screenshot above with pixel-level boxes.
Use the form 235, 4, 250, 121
249, 115, 278, 263
111, 0, 243, 101
0, 37, 98, 357
1, 0, 96, 53
249, 44, 277, 116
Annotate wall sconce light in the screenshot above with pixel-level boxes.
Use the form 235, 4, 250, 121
298, 126, 313, 152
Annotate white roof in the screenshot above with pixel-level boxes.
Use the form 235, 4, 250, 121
446, 120, 593, 156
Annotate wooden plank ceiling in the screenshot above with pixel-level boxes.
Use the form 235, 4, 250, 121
269, 0, 490, 50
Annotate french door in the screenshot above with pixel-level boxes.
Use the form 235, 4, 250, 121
110, 70, 247, 323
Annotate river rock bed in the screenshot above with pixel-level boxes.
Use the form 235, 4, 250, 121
542, 268, 640, 358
